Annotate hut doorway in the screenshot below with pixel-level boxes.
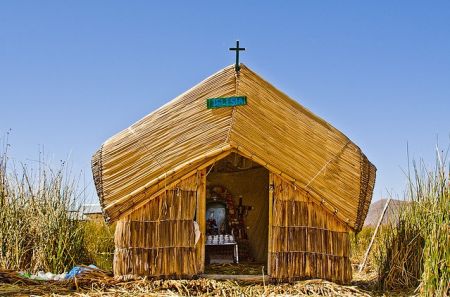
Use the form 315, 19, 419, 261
203, 153, 269, 275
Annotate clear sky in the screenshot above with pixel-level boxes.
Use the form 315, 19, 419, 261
1, 1, 449, 203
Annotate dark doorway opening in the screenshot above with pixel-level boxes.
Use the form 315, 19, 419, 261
204, 153, 269, 275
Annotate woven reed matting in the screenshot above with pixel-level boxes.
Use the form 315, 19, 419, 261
114, 175, 200, 277
269, 175, 352, 283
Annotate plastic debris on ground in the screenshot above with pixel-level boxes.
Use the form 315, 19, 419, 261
66, 264, 97, 279
18, 264, 97, 281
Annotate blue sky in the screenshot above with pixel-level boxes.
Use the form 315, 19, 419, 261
1, 1, 449, 203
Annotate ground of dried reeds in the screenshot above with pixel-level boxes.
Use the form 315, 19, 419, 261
0, 267, 375, 297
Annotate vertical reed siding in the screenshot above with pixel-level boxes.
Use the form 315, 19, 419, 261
270, 175, 352, 283
114, 174, 201, 277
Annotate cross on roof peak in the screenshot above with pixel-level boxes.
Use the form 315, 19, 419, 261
229, 40, 245, 73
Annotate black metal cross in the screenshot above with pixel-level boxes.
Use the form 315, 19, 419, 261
229, 40, 245, 72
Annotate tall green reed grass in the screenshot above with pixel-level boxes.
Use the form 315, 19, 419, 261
350, 227, 375, 267
83, 220, 115, 271
0, 140, 88, 273
376, 147, 449, 296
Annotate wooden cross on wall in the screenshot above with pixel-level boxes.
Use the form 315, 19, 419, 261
229, 40, 245, 72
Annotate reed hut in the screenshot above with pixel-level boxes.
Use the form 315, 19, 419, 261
92, 64, 376, 283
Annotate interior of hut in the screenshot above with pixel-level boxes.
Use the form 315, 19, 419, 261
204, 153, 269, 275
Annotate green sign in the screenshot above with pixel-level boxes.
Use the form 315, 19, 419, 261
207, 96, 247, 109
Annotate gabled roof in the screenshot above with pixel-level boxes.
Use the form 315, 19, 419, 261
92, 64, 376, 231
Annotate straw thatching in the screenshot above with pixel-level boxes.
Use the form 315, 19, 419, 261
92, 64, 375, 230
91, 64, 376, 282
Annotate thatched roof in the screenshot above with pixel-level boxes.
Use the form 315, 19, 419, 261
92, 64, 376, 231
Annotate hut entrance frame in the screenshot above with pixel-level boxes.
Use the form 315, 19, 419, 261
201, 153, 270, 272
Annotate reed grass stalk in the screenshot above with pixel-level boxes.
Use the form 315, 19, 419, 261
376, 147, 449, 296
0, 141, 87, 273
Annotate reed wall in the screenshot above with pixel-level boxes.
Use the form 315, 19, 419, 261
269, 175, 352, 284
114, 173, 201, 277
112, 166, 353, 283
